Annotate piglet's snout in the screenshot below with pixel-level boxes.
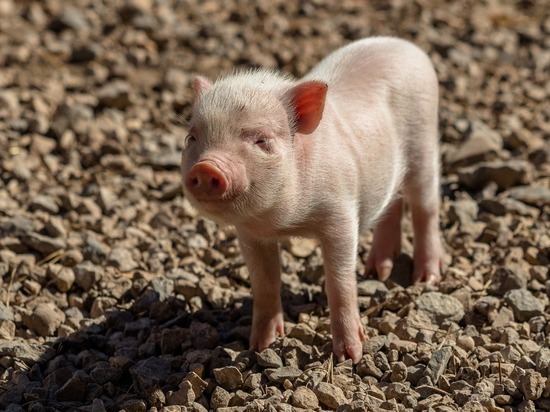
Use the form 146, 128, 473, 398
185, 161, 230, 200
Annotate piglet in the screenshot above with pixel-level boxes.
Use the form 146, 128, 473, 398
181, 37, 444, 363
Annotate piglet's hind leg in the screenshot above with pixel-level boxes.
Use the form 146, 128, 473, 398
365, 197, 403, 281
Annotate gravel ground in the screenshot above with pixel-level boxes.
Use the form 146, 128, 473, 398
0, 0, 549, 411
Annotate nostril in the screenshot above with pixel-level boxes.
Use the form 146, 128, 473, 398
191, 177, 199, 187
211, 177, 219, 188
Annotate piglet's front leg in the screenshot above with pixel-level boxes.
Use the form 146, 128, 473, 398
320, 218, 366, 364
237, 232, 285, 351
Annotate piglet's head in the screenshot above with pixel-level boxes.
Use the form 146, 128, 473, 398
181, 72, 327, 224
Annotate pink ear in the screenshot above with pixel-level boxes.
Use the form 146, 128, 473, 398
287, 81, 328, 134
193, 76, 213, 100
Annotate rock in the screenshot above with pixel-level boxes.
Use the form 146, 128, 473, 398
189, 321, 219, 349
265, 366, 303, 384
314, 382, 348, 409
29, 195, 60, 214
291, 386, 319, 409
22, 232, 66, 255
458, 159, 533, 190
213, 366, 243, 390
0, 319, 15, 340
288, 323, 316, 345
516, 370, 545, 401
448, 197, 478, 227
146, 152, 182, 170
0, 301, 15, 321
71, 43, 103, 63
107, 248, 139, 272
21, 303, 65, 337
287, 238, 317, 258
414, 292, 465, 324
505, 185, 550, 205
166, 380, 195, 406
47, 264, 75, 292
357, 279, 389, 296
456, 335, 475, 352
130, 357, 172, 389
0, 340, 55, 364
56, 374, 87, 402
390, 361, 408, 383
424, 346, 453, 384
181, 372, 208, 398
488, 266, 528, 296
50, 7, 88, 31
504, 289, 545, 322
445, 120, 502, 170
90, 296, 117, 318
210, 386, 231, 409
74, 261, 103, 291
257, 348, 283, 368
97, 81, 132, 109
0, 90, 20, 112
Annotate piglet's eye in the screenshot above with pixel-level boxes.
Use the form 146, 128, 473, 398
185, 134, 196, 145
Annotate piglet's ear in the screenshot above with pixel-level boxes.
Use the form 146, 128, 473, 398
193, 76, 213, 100
287, 81, 328, 134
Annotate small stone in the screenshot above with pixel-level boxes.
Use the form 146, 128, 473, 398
314, 382, 348, 409
456, 335, 475, 352
74, 261, 103, 291
210, 386, 231, 409
424, 346, 453, 384
288, 323, 316, 345
213, 366, 243, 390
56, 374, 87, 402
504, 289, 545, 322
445, 120, 502, 170
385, 382, 411, 401
0, 340, 55, 364
265, 366, 303, 384
130, 357, 172, 389
257, 348, 283, 368
390, 361, 408, 383
90, 296, 117, 318
357, 279, 389, 296
288, 238, 317, 258
97, 80, 132, 109
71, 43, 103, 63
44, 216, 66, 238
166, 380, 195, 407
47, 264, 75, 292
448, 197, 479, 227
22, 303, 65, 337
414, 292, 465, 324
107, 248, 138, 272
488, 266, 528, 296
291, 386, 319, 409
22, 232, 66, 255
60, 249, 84, 267
50, 7, 88, 31
181, 372, 208, 398
29, 195, 60, 214
190, 321, 219, 349
0, 301, 15, 321
458, 159, 533, 190
506, 185, 550, 205
0, 319, 15, 340
0, 90, 19, 112
517, 371, 545, 400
